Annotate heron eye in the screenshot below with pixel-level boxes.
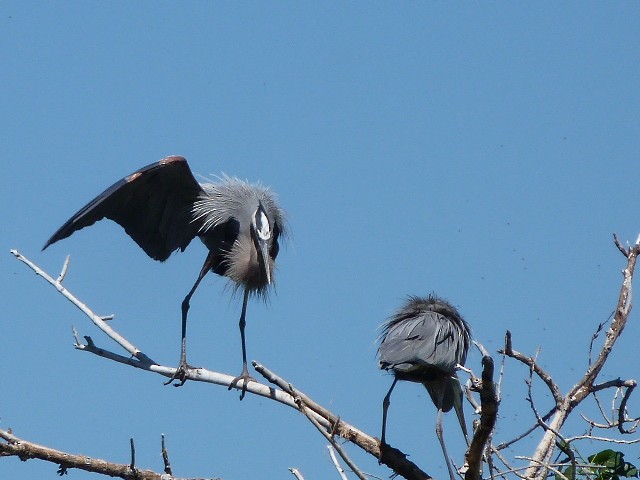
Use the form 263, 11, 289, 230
254, 209, 271, 241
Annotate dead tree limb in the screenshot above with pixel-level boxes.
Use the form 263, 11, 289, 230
522, 235, 640, 479
499, 331, 562, 408
0, 428, 218, 480
10, 249, 434, 480
465, 342, 498, 480
253, 361, 431, 480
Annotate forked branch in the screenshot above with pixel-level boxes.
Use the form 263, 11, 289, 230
521, 235, 640, 479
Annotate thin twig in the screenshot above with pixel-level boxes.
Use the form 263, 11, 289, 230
497, 343, 506, 404
458, 364, 481, 414
494, 407, 556, 451
564, 434, 640, 444
301, 407, 366, 480
587, 314, 610, 367
580, 414, 610, 429
489, 446, 526, 480
269, 374, 365, 480
554, 439, 575, 480
129, 438, 136, 474
289, 468, 305, 480
617, 380, 638, 434
328, 445, 349, 480
591, 389, 610, 428
613, 233, 629, 257
161, 434, 172, 475
57, 254, 70, 283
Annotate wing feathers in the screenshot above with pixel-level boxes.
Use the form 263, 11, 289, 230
43, 156, 205, 261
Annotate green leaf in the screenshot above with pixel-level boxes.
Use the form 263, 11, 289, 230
585, 449, 639, 479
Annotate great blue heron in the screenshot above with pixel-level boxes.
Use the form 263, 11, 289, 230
43, 155, 285, 398
378, 294, 470, 480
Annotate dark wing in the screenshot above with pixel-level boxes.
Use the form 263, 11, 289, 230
379, 311, 468, 374
43, 156, 205, 261
422, 374, 463, 413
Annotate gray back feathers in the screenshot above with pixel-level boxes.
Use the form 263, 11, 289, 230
379, 294, 471, 411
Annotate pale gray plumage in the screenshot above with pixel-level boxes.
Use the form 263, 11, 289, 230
378, 294, 470, 480
43, 156, 285, 398
194, 178, 285, 295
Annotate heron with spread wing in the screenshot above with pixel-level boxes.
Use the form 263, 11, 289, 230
43, 156, 285, 399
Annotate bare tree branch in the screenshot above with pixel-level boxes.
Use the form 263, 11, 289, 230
516, 456, 569, 480
499, 331, 562, 407
464, 342, 498, 480
253, 362, 404, 480
299, 399, 366, 480
523, 235, 640, 479
11, 249, 344, 421
0, 428, 218, 480
10, 249, 150, 363
10, 249, 433, 480
15, 235, 636, 480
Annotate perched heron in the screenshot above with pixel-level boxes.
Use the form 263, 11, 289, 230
378, 294, 471, 480
43, 156, 285, 398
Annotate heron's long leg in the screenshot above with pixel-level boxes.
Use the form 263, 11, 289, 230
239, 288, 251, 373
228, 288, 255, 400
165, 252, 215, 387
435, 389, 457, 480
381, 376, 398, 446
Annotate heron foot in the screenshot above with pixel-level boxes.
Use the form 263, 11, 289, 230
228, 368, 255, 400
377, 441, 401, 465
164, 359, 195, 387
377, 440, 388, 464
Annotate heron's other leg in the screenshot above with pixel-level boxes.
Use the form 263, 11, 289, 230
165, 252, 215, 387
435, 389, 457, 480
452, 377, 469, 446
381, 376, 398, 447
228, 288, 255, 400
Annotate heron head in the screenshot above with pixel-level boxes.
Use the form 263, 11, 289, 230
251, 201, 273, 285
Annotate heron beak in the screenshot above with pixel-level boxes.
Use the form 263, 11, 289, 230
258, 238, 271, 285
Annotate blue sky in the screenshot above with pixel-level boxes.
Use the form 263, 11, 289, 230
2, 3, 639, 479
